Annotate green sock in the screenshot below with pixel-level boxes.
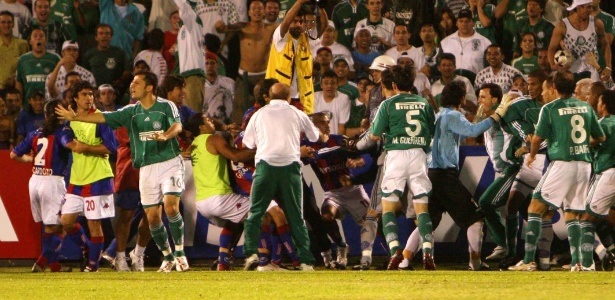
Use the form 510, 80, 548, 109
579, 221, 595, 268
417, 212, 433, 256
523, 213, 541, 264
150, 222, 173, 260
566, 219, 581, 265
382, 212, 399, 256
168, 213, 185, 256
506, 213, 519, 257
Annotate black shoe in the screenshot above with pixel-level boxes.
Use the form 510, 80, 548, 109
210, 259, 219, 271
352, 262, 370, 271
602, 252, 615, 271
498, 256, 517, 270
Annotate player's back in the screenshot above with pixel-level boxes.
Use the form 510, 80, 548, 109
15, 126, 74, 177
594, 115, 615, 173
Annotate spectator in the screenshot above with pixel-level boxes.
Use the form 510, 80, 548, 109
97, 84, 121, 112
57, 71, 81, 107
314, 70, 351, 135
99, 0, 145, 60
310, 21, 356, 77
49, 0, 84, 40
388, 0, 433, 46
418, 22, 441, 78
0, 10, 28, 89
467, 0, 497, 44
264, 0, 281, 24
0, 95, 14, 149
431, 52, 477, 110
511, 74, 529, 95
354, 0, 395, 53
494, 0, 528, 63
163, 10, 180, 73
134, 29, 168, 85
475, 44, 523, 93
352, 28, 380, 80
512, 32, 541, 75
437, 7, 457, 40
0, 0, 32, 39
133, 59, 150, 74
537, 48, 551, 73
15, 89, 45, 145
385, 24, 425, 70
313, 47, 333, 84
440, 8, 491, 83
435, 0, 466, 17
591, 0, 615, 70
204, 52, 234, 124
194, 0, 241, 58
15, 28, 60, 107
513, 0, 554, 56
4, 87, 21, 121
331, 0, 368, 49
46, 40, 96, 101
22, 0, 75, 55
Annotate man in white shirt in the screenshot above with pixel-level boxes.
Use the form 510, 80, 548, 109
46, 40, 96, 101
475, 44, 524, 94
0, 0, 31, 38
354, 0, 395, 53
310, 21, 356, 74
314, 70, 350, 135
385, 24, 425, 72
242, 82, 321, 271
204, 51, 234, 124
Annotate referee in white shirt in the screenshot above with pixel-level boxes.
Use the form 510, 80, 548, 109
242, 83, 321, 270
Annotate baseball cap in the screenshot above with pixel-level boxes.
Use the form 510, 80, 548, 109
27, 89, 45, 99
316, 47, 332, 56
333, 56, 349, 65
567, 0, 592, 11
457, 9, 473, 21
205, 51, 218, 61
62, 40, 79, 51
98, 84, 114, 92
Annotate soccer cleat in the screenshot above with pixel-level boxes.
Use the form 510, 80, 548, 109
581, 263, 595, 272
158, 259, 176, 273
387, 250, 403, 270
336, 246, 349, 269
469, 262, 491, 271
485, 246, 508, 260
498, 256, 518, 270
217, 263, 230, 271
423, 254, 436, 271
300, 263, 315, 271
82, 266, 98, 272
101, 252, 116, 270
243, 254, 258, 271
175, 256, 190, 272
570, 263, 582, 272
562, 264, 572, 271
114, 256, 131, 272
602, 252, 614, 271
352, 262, 371, 271
321, 249, 334, 269
398, 259, 413, 271
257, 263, 288, 271
508, 260, 537, 271
210, 259, 219, 271
80, 246, 90, 272
31, 263, 45, 273
130, 250, 145, 272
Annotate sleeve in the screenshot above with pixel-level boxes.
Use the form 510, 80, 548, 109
534, 105, 551, 138
227, 1, 240, 24
590, 109, 605, 139
369, 101, 388, 136
166, 101, 182, 125
16, 112, 27, 136
502, 107, 534, 141
301, 111, 320, 142
103, 107, 131, 129
242, 111, 258, 149
97, 123, 118, 155
58, 126, 75, 148
273, 25, 287, 52
448, 111, 494, 137
12, 131, 35, 156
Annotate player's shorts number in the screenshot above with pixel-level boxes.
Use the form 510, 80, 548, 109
405, 110, 421, 137
570, 115, 586, 144
85, 199, 95, 212
170, 176, 184, 189
34, 137, 49, 167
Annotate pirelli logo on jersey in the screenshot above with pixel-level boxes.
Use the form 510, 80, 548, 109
395, 102, 425, 110
139, 130, 164, 141
558, 107, 588, 116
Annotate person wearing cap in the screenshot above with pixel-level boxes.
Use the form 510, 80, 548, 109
204, 51, 235, 125
21, 0, 76, 55
0, 10, 28, 90
265, 0, 328, 114
15, 89, 45, 145
313, 46, 334, 84
310, 21, 356, 77
384, 24, 425, 72
440, 8, 491, 83
46, 40, 96, 101
353, 0, 395, 54
98, 84, 121, 112
15, 27, 60, 109
512, 0, 554, 57
548, 0, 611, 82
351, 28, 380, 79
331, 0, 368, 49
475, 44, 524, 94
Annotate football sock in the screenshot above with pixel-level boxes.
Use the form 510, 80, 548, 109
150, 222, 173, 260
134, 245, 146, 256
64, 223, 90, 251
467, 221, 484, 258
277, 224, 299, 263
566, 219, 581, 266
523, 213, 541, 264
89, 236, 104, 271
270, 234, 282, 264
417, 212, 433, 256
324, 219, 347, 248
579, 221, 596, 268
360, 216, 377, 262
219, 226, 234, 267
506, 213, 519, 257
382, 212, 399, 256
167, 213, 185, 257
537, 221, 554, 268
258, 223, 272, 266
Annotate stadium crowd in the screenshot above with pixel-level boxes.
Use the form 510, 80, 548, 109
4, 0, 615, 273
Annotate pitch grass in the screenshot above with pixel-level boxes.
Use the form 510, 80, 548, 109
1, 268, 614, 299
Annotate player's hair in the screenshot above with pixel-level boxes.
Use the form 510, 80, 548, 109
528, 69, 547, 83
258, 78, 279, 105
544, 72, 555, 89
64, 71, 81, 84
438, 52, 456, 66
186, 113, 204, 138
42, 100, 63, 136
96, 23, 114, 36
590, 81, 606, 97
553, 70, 575, 96
135, 71, 159, 96
146, 29, 165, 51
528, 0, 546, 11
602, 89, 615, 115
381, 65, 416, 92
480, 83, 503, 103
0, 10, 15, 22
321, 70, 337, 82
441, 80, 467, 108
69, 80, 92, 109
159, 75, 185, 99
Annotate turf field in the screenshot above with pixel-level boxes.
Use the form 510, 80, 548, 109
1, 266, 613, 299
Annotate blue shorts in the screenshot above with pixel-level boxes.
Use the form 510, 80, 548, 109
115, 189, 141, 210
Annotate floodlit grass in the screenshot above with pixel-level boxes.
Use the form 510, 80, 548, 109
1, 267, 614, 299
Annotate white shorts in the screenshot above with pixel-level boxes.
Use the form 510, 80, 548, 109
512, 154, 546, 190
381, 149, 431, 203
196, 193, 250, 227
323, 185, 370, 224
29, 175, 65, 225
533, 160, 591, 212
139, 156, 185, 207
62, 193, 115, 220
586, 168, 615, 217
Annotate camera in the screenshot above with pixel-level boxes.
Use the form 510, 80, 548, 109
311, 0, 327, 9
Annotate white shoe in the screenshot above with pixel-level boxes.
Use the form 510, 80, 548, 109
336, 247, 349, 269
114, 256, 131, 272
321, 250, 333, 268
158, 259, 176, 273
582, 263, 595, 271
244, 254, 258, 271
130, 250, 145, 272
31, 263, 45, 273
300, 263, 315, 271
562, 264, 572, 270
175, 256, 190, 272
256, 263, 288, 271
101, 252, 116, 270
485, 246, 508, 260
508, 260, 537, 271
570, 263, 582, 272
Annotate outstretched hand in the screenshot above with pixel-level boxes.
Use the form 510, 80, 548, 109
55, 105, 77, 121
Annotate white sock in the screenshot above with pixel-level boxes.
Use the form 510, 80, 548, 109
116, 251, 126, 259
134, 245, 146, 256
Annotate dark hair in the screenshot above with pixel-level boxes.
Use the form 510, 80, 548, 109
394, 23, 409, 32
96, 23, 114, 36
602, 89, 615, 115
590, 81, 606, 97
479, 83, 503, 103
265, 0, 281, 6
69, 80, 93, 109
309, 111, 331, 122
64, 71, 81, 84
186, 113, 204, 138
528, 69, 547, 83
419, 22, 435, 31
204, 33, 221, 53
134, 71, 159, 96
42, 100, 63, 136
4, 86, 20, 96
553, 70, 575, 96
544, 72, 555, 89
170, 10, 179, 18
29, 27, 45, 40
146, 28, 165, 51
159, 74, 185, 98
258, 78, 279, 105
0, 10, 15, 22
438, 52, 456, 66
381, 65, 416, 92
441, 81, 467, 108
528, 0, 546, 11
321, 69, 337, 81
486, 44, 503, 53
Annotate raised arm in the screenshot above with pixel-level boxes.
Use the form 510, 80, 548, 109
280, 0, 311, 38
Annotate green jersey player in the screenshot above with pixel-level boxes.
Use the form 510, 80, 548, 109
510, 71, 605, 271
56, 71, 189, 273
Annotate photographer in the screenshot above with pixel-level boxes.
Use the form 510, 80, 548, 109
264, 0, 329, 114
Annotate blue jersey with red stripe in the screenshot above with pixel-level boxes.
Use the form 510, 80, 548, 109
66, 179, 115, 197
303, 135, 355, 192
230, 132, 255, 196
13, 126, 75, 177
